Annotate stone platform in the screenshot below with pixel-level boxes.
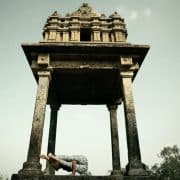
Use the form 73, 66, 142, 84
12, 174, 161, 180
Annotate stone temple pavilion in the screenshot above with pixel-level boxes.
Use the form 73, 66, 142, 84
12, 3, 157, 180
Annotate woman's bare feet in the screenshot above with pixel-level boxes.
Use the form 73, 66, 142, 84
40, 154, 49, 160
47, 153, 61, 170
47, 153, 58, 160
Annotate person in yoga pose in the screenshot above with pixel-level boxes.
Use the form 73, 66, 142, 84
40, 153, 88, 175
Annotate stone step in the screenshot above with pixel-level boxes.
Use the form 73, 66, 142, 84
12, 174, 161, 180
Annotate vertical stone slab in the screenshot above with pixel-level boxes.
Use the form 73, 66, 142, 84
121, 72, 148, 176
107, 105, 122, 176
44, 104, 60, 175
19, 71, 51, 175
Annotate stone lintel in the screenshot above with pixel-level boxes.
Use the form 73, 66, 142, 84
32, 60, 120, 71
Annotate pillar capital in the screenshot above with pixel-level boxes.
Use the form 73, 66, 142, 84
50, 104, 61, 111
107, 104, 118, 111
38, 71, 51, 80
120, 71, 134, 78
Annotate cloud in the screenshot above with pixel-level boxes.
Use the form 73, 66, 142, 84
116, 7, 152, 22
129, 10, 139, 21
143, 8, 152, 17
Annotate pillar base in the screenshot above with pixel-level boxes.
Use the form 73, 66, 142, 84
18, 161, 43, 176
111, 170, 123, 177
43, 165, 55, 175
125, 162, 150, 176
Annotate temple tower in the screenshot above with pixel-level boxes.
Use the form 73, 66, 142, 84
12, 3, 153, 180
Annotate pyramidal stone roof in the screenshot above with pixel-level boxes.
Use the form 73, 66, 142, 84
42, 3, 127, 42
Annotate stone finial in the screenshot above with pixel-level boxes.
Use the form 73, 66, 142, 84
70, 3, 100, 17
65, 13, 70, 17
52, 11, 58, 16
109, 11, 121, 19
100, 13, 106, 18
50, 11, 61, 18
82, 3, 88, 7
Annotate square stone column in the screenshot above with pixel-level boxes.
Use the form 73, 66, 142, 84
43, 104, 60, 175
121, 71, 149, 176
107, 105, 122, 177
18, 71, 51, 176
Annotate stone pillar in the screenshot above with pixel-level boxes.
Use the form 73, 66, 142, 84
111, 33, 115, 42
49, 30, 57, 40
44, 31, 49, 41
102, 31, 109, 42
44, 104, 60, 175
121, 71, 148, 176
107, 105, 122, 176
19, 71, 51, 175
56, 31, 61, 41
62, 30, 69, 41
93, 31, 101, 41
70, 29, 80, 41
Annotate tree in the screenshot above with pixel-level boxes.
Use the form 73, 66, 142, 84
0, 174, 8, 180
151, 145, 180, 179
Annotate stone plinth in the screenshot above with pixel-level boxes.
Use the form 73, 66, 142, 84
12, 174, 161, 180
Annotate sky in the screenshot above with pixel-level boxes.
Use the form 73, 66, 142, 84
0, 0, 180, 177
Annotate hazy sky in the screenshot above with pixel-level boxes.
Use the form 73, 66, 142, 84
0, 0, 180, 177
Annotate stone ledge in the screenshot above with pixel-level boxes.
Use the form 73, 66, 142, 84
11, 174, 162, 180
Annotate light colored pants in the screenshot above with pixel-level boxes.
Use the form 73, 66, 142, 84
56, 155, 88, 174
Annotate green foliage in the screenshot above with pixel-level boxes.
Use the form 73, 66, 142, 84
0, 174, 8, 180
151, 145, 180, 179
